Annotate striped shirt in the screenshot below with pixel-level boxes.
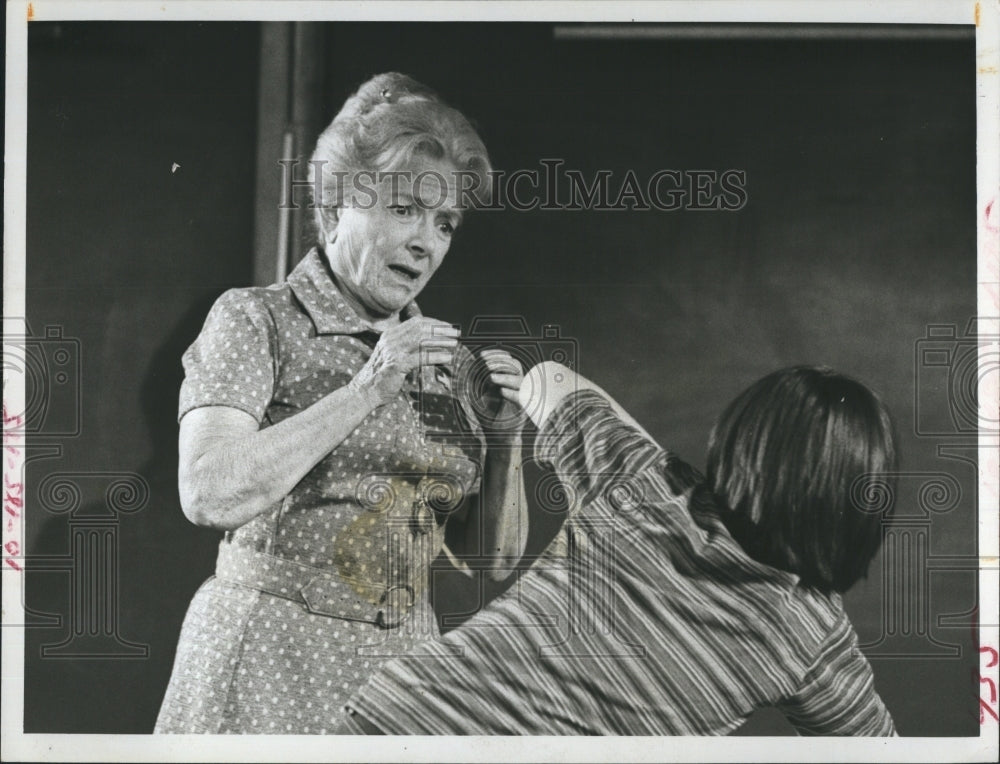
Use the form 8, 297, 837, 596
345, 390, 896, 735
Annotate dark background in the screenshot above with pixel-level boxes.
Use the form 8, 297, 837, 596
23, 21, 979, 735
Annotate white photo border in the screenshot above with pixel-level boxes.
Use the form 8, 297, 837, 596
3, 1, 998, 762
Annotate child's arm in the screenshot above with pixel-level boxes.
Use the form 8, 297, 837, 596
516, 361, 704, 515
778, 615, 897, 736
517, 361, 658, 445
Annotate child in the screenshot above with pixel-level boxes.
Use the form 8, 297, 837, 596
339, 362, 898, 735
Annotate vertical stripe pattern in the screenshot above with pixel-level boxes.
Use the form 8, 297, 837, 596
346, 390, 895, 736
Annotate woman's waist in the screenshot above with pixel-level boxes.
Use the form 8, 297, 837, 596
225, 515, 448, 581
213, 538, 441, 629
280, 467, 477, 514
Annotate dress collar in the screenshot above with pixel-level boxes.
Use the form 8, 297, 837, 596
286, 248, 422, 335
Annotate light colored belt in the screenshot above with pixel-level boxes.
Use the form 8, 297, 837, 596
214, 542, 414, 629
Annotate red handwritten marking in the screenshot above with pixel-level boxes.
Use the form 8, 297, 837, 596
983, 677, 997, 703
4, 540, 22, 571
3, 403, 24, 428
984, 646, 999, 668
2, 401, 25, 574
3, 459, 23, 533
981, 645, 1000, 724
985, 198, 1000, 284
982, 699, 1000, 724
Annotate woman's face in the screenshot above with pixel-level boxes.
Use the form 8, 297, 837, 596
325, 155, 463, 320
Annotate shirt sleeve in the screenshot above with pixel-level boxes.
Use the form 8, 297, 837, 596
534, 389, 671, 509
178, 288, 277, 424
778, 613, 897, 736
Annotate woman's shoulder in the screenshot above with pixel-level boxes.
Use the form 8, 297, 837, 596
210, 282, 295, 312
191, 285, 308, 358
205, 282, 309, 330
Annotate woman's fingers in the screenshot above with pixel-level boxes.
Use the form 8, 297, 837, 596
420, 350, 456, 367
485, 361, 522, 377
479, 349, 523, 375
479, 348, 518, 359
380, 318, 459, 370
419, 337, 459, 348
418, 318, 460, 340
415, 322, 459, 358
498, 386, 522, 404
479, 350, 525, 414
389, 318, 457, 345
489, 372, 522, 391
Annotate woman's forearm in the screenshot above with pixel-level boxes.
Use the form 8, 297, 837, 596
179, 382, 381, 531
462, 440, 527, 581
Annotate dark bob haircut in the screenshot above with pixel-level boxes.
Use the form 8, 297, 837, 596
706, 366, 897, 593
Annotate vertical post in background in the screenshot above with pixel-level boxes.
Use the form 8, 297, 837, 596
253, 23, 326, 287
252, 23, 291, 287
288, 23, 326, 272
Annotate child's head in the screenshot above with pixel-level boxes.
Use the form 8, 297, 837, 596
706, 366, 897, 593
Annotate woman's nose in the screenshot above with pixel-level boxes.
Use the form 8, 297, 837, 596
406, 218, 440, 259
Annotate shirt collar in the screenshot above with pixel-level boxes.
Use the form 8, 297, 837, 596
286, 248, 422, 335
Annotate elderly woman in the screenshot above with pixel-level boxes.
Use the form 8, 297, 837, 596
155, 72, 527, 734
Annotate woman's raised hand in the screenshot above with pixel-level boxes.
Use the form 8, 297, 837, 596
350, 317, 460, 406
474, 349, 526, 439
481, 349, 525, 405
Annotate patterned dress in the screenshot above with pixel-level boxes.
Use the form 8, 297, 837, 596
155, 248, 484, 734
345, 390, 897, 736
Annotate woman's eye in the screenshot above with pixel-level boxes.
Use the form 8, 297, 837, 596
388, 204, 413, 217
438, 221, 455, 236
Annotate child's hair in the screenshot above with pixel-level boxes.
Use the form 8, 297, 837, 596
706, 366, 897, 593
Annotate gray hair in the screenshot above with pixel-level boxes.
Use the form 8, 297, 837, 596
309, 72, 492, 244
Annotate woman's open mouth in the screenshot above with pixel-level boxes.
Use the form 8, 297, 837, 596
388, 264, 421, 281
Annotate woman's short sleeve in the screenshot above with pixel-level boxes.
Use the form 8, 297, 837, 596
178, 289, 277, 424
